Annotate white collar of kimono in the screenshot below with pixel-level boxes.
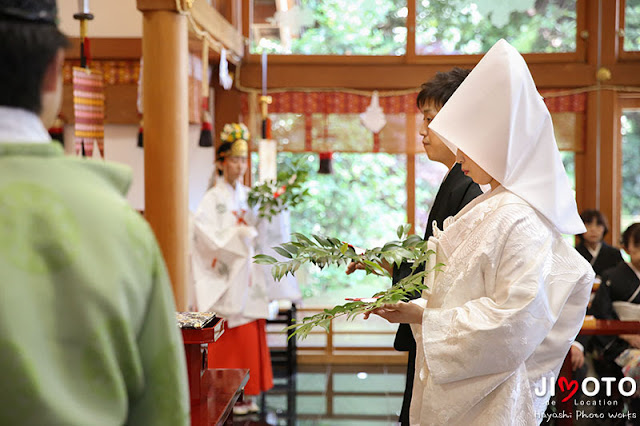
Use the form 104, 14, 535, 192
586, 242, 602, 259
216, 178, 245, 194
429, 39, 585, 235
0, 106, 51, 144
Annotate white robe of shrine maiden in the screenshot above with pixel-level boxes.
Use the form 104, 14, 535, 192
192, 180, 269, 328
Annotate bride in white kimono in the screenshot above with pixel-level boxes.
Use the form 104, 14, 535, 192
369, 39, 594, 425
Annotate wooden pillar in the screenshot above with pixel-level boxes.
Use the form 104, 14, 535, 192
580, 0, 622, 246
598, 89, 621, 246
406, 113, 417, 234
139, 4, 189, 310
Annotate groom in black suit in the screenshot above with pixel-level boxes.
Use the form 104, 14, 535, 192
394, 68, 482, 425
346, 68, 481, 424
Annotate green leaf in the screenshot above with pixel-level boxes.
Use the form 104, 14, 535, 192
318, 318, 331, 332
327, 237, 342, 247
281, 243, 300, 255
312, 234, 331, 247
253, 254, 278, 264
396, 224, 404, 239
291, 233, 313, 245
362, 259, 384, 275
340, 242, 349, 254
273, 246, 293, 259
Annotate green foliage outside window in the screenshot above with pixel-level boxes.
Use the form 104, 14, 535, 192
621, 112, 640, 232
253, 0, 407, 55
416, 0, 576, 54
625, 0, 640, 51
252, 0, 577, 55
253, 152, 409, 304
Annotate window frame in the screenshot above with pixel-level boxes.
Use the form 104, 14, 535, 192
245, 0, 588, 65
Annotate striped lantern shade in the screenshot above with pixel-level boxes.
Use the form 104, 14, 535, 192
72, 67, 105, 157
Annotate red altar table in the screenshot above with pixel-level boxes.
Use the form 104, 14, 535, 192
180, 317, 250, 426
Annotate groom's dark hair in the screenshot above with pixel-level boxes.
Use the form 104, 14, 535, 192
416, 67, 471, 109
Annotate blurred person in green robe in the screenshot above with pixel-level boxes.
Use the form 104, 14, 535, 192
0, 1, 189, 424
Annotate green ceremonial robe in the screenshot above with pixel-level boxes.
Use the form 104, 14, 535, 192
0, 143, 189, 425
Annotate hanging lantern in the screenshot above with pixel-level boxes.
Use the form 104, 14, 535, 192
198, 39, 213, 147
318, 152, 333, 174
136, 58, 144, 148
137, 117, 144, 148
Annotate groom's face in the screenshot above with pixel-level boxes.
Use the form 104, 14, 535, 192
418, 101, 454, 166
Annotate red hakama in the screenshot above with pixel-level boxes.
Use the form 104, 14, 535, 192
208, 319, 273, 396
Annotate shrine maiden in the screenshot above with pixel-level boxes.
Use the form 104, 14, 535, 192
191, 137, 273, 400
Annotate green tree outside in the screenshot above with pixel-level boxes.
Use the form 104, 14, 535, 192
621, 112, 640, 232
252, 0, 577, 55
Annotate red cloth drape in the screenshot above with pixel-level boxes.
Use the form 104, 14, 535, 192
241, 90, 586, 153
241, 90, 585, 115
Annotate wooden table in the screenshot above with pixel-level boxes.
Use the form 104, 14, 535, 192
191, 369, 249, 426
181, 318, 225, 401
578, 319, 640, 335
181, 320, 250, 426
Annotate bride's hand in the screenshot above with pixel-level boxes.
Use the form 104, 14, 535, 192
364, 301, 423, 324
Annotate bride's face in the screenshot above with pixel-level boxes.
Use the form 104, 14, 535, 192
456, 150, 498, 189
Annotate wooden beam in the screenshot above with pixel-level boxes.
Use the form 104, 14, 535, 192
609, 63, 640, 85
239, 62, 598, 90
599, 90, 621, 246
137, 0, 177, 12
65, 38, 142, 60
601, 0, 621, 65
191, 0, 244, 59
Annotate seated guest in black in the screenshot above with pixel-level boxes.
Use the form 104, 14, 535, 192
589, 223, 640, 422
572, 210, 623, 399
576, 209, 624, 278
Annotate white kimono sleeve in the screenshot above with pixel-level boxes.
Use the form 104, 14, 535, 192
419, 220, 557, 384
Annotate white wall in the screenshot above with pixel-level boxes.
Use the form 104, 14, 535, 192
64, 124, 214, 213
58, 0, 142, 38
57, 0, 214, 211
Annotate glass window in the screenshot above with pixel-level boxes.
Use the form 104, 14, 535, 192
252, 152, 407, 304
311, 114, 374, 152
560, 150, 576, 192
271, 113, 307, 152
625, 0, 640, 51
252, 0, 407, 55
621, 110, 640, 232
286, 152, 407, 306
416, 0, 577, 55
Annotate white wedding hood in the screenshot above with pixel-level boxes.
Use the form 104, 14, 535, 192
429, 39, 585, 235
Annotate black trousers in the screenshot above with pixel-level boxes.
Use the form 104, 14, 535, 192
398, 344, 416, 425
